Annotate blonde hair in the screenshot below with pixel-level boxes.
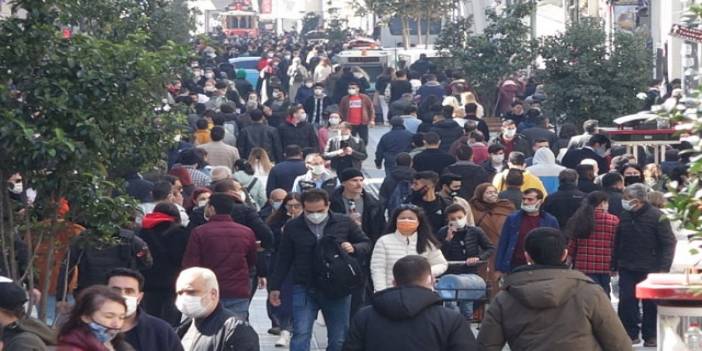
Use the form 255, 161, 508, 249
248, 147, 274, 173
461, 92, 478, 105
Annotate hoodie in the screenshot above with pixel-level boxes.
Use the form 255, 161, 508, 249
478, 266, 632, 351
379, 166, 415, 208
526, 148, 566, 194
343, 286, 477, 351
429, 119, 463, 152
3, 318, 56, 350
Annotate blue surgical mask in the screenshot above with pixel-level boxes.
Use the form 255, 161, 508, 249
88, 321, 120, 343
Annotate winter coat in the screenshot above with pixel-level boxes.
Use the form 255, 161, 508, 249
375, 127, 413, 169
262, 99, 290, 128
124, 309, 183, 351
138, 221, 189, 293
329, 188, 386, 243
371, 231, 447, 292
234, 170, 267, 209
343, 286, 477, 351
416, 81, 445, 106
521, 126, 559, 155
429, 120, 464, 153
277, 118, 320, 152
541, 183, 586, 228
477, 266, 632, 351
492, 169, 547, 196
445, 161, 490, 200
266, 158, 307, 195
495, 211, 559, 273
379, 166, 415, 210
488, 134, 531, 157
323, 135, 368, 172
58, 326, 134, 351
269, 212, 370, 291
526, 148, 566, 194
2, 318, 56, 351
303, 95, 332, 125
187, 204, 274, 251
562, 147, 608, 176
175, 304, 259, 351
182, 214, 257, 299
613, 203, 676, 273
436, 225, 495, 275
569, 209, 620, 274
412, 148, 456, 175
291, 171, 339, 196
604, 188, 624, 218
237, 122, 283, 163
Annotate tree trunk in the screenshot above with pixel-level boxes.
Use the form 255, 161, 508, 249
401, 16, 410, 49
425, 11, 431, 49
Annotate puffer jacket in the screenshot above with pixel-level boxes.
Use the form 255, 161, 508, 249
175, 304, 259, 351
435, 225, 495, 275
343, 286, 477, 351
370, 231, 447, 292
477, 266, 632, 351
429, 120, 464, 152
613, 203, 676, 273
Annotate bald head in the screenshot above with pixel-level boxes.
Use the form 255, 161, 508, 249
270, 189, 287, 203
211, 166, 232, 183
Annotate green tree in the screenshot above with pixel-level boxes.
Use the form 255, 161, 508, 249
437, 3, 537, 117
539, 18, 652, 125
0, 0, 190, 319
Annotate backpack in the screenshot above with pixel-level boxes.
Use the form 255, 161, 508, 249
313, 235, 363, 299
242, 177, 259, 211
386, 179, 412, 215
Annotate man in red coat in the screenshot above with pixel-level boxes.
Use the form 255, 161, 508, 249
182, 193, 257, 320
339, 82, 375, 145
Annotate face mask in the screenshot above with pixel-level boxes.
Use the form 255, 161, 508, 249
491, 154, 504, 164
348, 88, 358, 95
285, 55, 292, 60
197, 199, 208, 208
272, 201, 283, 210
645, 178, 658, 187
9, 182, 23, 194
193, 70, 203, 77
622, 199, 636, 212
273, 92, 281, 99
397, 219, 419, 235
624, 175, 642, 186
205, 72, 215, 79
340, 134, 350, 141
124, 296, 138, 317
88, 321, 120, 344
595, 146, 607, 157
503, 128, 516, 138
175, 294, 209, 318
204, 85, 216, 92
237, 191, 247, 202
310, 165, 325, 175
484, 192, 498, 203
267, 53, 274, 58
329, 117, 340, 125
353, 73, 363, 79
314, 89, 323, 95
298, 113, 307, 122
450, 217, 467, 229
414, 186, 429, 196
521, 202, 540, 213
305, 82, 314, 88
306, 211, 328, 224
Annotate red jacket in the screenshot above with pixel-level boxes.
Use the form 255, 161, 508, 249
339, 94, 374, 125
182, 214, 257, 298
569, 209, 619, 274
57, 327, 131, 351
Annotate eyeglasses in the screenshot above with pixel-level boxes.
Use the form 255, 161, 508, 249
285, 203, 302, 210
397, 204, 419, 211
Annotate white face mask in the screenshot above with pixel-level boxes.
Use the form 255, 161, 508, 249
205, 72, 215, 79
197, 199, 208, 208
305, 82, 314, 88
503, 128, 517, 138
353, 73, 363, 79
329, 117, 341, 126
124, 295, 139, 317
310, 164, 325, 175
272, 201, 283, 210
340, 134, 350, 141
449, 217, 467, 229
491, 154, 505, 164
314, 89, 324, 96
175, 294, 209, 319
306, 211, 328, 224
521, 202, 541, 213
622, 199, 636, 212
9, 182, 23, 194
237, 191, 247, 202
298, 113, 307, 122
348, 88, 358, 95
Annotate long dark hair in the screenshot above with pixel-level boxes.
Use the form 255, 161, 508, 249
266, 192, 302, 226
384, 205, 440, 254
59, 285, 127, 339
565, 191, 609, 239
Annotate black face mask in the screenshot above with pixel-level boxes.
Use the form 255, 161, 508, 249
624, 175, 642, 186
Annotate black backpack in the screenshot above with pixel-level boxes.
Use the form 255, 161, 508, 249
313, 235, 363, 298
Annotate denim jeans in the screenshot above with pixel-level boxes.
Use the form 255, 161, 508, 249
221, 298, 250, 320
436, 274, 486, 319
587, 273, 611, 299
291, 285, 351, 351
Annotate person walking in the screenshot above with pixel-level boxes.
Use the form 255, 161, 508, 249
339, 82, 375, 145
323, 122, 368, 174
375, 117, 413, 177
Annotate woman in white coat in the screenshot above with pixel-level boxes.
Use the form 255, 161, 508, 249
371, 204, 448, 292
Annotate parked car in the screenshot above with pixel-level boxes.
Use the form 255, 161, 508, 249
229, 56, 260, 87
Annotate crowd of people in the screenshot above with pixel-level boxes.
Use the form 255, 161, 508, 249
0, 29, 692, 351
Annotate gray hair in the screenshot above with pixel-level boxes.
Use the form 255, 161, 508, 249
211, 166, 232, 183
177, 267, 219, 292
624, 183, 648, 202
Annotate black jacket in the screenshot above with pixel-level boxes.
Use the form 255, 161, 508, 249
379, 166, 415, 210
176, 304, 259, 351
488, 133, 531, 157
577, 179, 602, 194
541, 183, 586, 228
237, 122, 283, 162
561, 147, 608, 176
126, 308, 183, 351
445, 161, 490, 200
521, 126, 559, 155
375, 127, 413, 168
138, 224, 189, 292
270, 212, 370, 290
277, 120, 319, 152
343, 286, 477, 351
262, 99, 290, 128
329, 188, 386, 243
605, 187, 624, 218
613, 203, 676, 273
303, 95, 332, 125
324, 135, 367, 173
480, 160, 507, 181
436, 225, 495, 275
412, 148, 456, 175
266, 159, 308, 195
429, 120, 464, 153
388, 79, 413, 103
465, 115, 491, 142
234, 79, 253, 100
